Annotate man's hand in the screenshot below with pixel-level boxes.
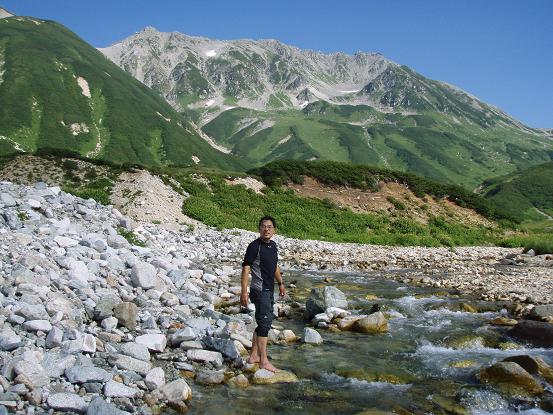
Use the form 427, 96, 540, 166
240, 291, 249, 308
279, 283, 286, 298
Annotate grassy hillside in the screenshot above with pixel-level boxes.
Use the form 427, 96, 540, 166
3, 153, 550, 250
201, 102, 553, 188
481, 161, 553, 222
0, 17, 246, 170
248, 160, 513, 222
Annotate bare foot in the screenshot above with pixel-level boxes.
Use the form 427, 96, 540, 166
247, 355, 260, 364
259, 361, 279, 373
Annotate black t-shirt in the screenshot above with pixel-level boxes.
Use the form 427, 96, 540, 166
242, 238, 278, 292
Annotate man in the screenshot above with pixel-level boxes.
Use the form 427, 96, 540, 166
240, 216, 285, 372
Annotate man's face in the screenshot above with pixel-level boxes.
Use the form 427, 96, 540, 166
259, 220, 275, 241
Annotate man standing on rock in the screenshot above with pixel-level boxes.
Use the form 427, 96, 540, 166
240, 216, 285, 372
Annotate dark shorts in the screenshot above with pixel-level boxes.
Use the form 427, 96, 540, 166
249, 289, 274, 337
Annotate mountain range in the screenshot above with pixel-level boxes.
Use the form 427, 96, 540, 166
100, 27, 553, 188
0, 10, 552, 194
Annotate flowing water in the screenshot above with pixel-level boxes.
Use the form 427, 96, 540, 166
185, 271, 553, 414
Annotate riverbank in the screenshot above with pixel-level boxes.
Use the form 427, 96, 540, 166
0, 181, 551, 414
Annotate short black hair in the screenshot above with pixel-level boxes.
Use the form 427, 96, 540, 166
258, 216, 276, 228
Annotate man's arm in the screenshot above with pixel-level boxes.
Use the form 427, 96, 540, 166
240, 265, 250, 307
275, 265, 286, 297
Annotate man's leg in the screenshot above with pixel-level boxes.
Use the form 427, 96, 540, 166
257, 335, 277, 372
256, 291, 278, 372
247, 332, 259, 364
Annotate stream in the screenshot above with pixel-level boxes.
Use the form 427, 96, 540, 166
186, 270, 553, 414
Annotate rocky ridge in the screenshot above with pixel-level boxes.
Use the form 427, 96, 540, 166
0, 180, 552, 413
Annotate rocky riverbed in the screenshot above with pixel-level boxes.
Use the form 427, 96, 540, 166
0, 181, 552, 414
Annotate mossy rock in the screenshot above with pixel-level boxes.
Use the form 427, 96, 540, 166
497, 342, 522, 350
431, 395, 467, 415
479, 362, 544, 397
489, 316, 518, 326
252, 368, 299, 384
352, 312, 388, 334
446, 335, 486, 350
460, 303, 478, 313
226, 374, 249, 388
449, 359, 478, 369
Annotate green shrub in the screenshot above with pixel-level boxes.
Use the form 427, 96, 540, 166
64, 186, 110, 205
117, 227, 145, 247
387, 196, 406, 210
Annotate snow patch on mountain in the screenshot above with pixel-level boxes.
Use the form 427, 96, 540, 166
190, 122, 232, 154
247, 120, 275, 137
277, 134, 292, 145
156, 112, 171, 122
0, 57, 5, 86
0, 135, 26, 152
77, 77, 91, 98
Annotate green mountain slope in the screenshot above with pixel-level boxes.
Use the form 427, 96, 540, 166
0, 17, 246, 170
201, 102, 553, 188
481, 161, 553, 222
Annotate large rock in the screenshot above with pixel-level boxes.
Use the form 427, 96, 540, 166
13, 358, 49, 388
186, 349, 223, 366
135, 333, 167, 353
303, 328, 323, 345
479, 362, 544, 396
145, 367, 165, 390
305, 286, 348, 319
119, 342, 150, 362
65, 365, 111, 384
86, 397, 131, 415
104, 380, 140, 398
107, 234, 129, 249
530, 304, 553, 321
113, 302, 138, 331
159, 378, 192, 402
203, 337, 243, 360
503, 355, 553, 384
45, 327, 64, 349
47, 393, 88, 413
252, 369, 299, 385
168, 327, 196, 346
227, 374, 249, 388
23, 320, 52, 332
337, 315, 366, 331
353, 312, 388, 334
0, 192, 16, 206
108, 354, 151, 375
42, 353, 77, 378
195, 370, 225, 385
0, 328, 22, 351
508, 320, 553, 347
93, 296, 122, 321
130, 262, 157, 289
15, 303, 49, 320
68, 260, 93, 286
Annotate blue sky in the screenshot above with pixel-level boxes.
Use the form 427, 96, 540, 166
3, 0, 552, 128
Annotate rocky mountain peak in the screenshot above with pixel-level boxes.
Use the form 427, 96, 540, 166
0, 6, 14, 18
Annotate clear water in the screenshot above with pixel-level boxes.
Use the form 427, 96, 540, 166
183, 271, 553, 414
